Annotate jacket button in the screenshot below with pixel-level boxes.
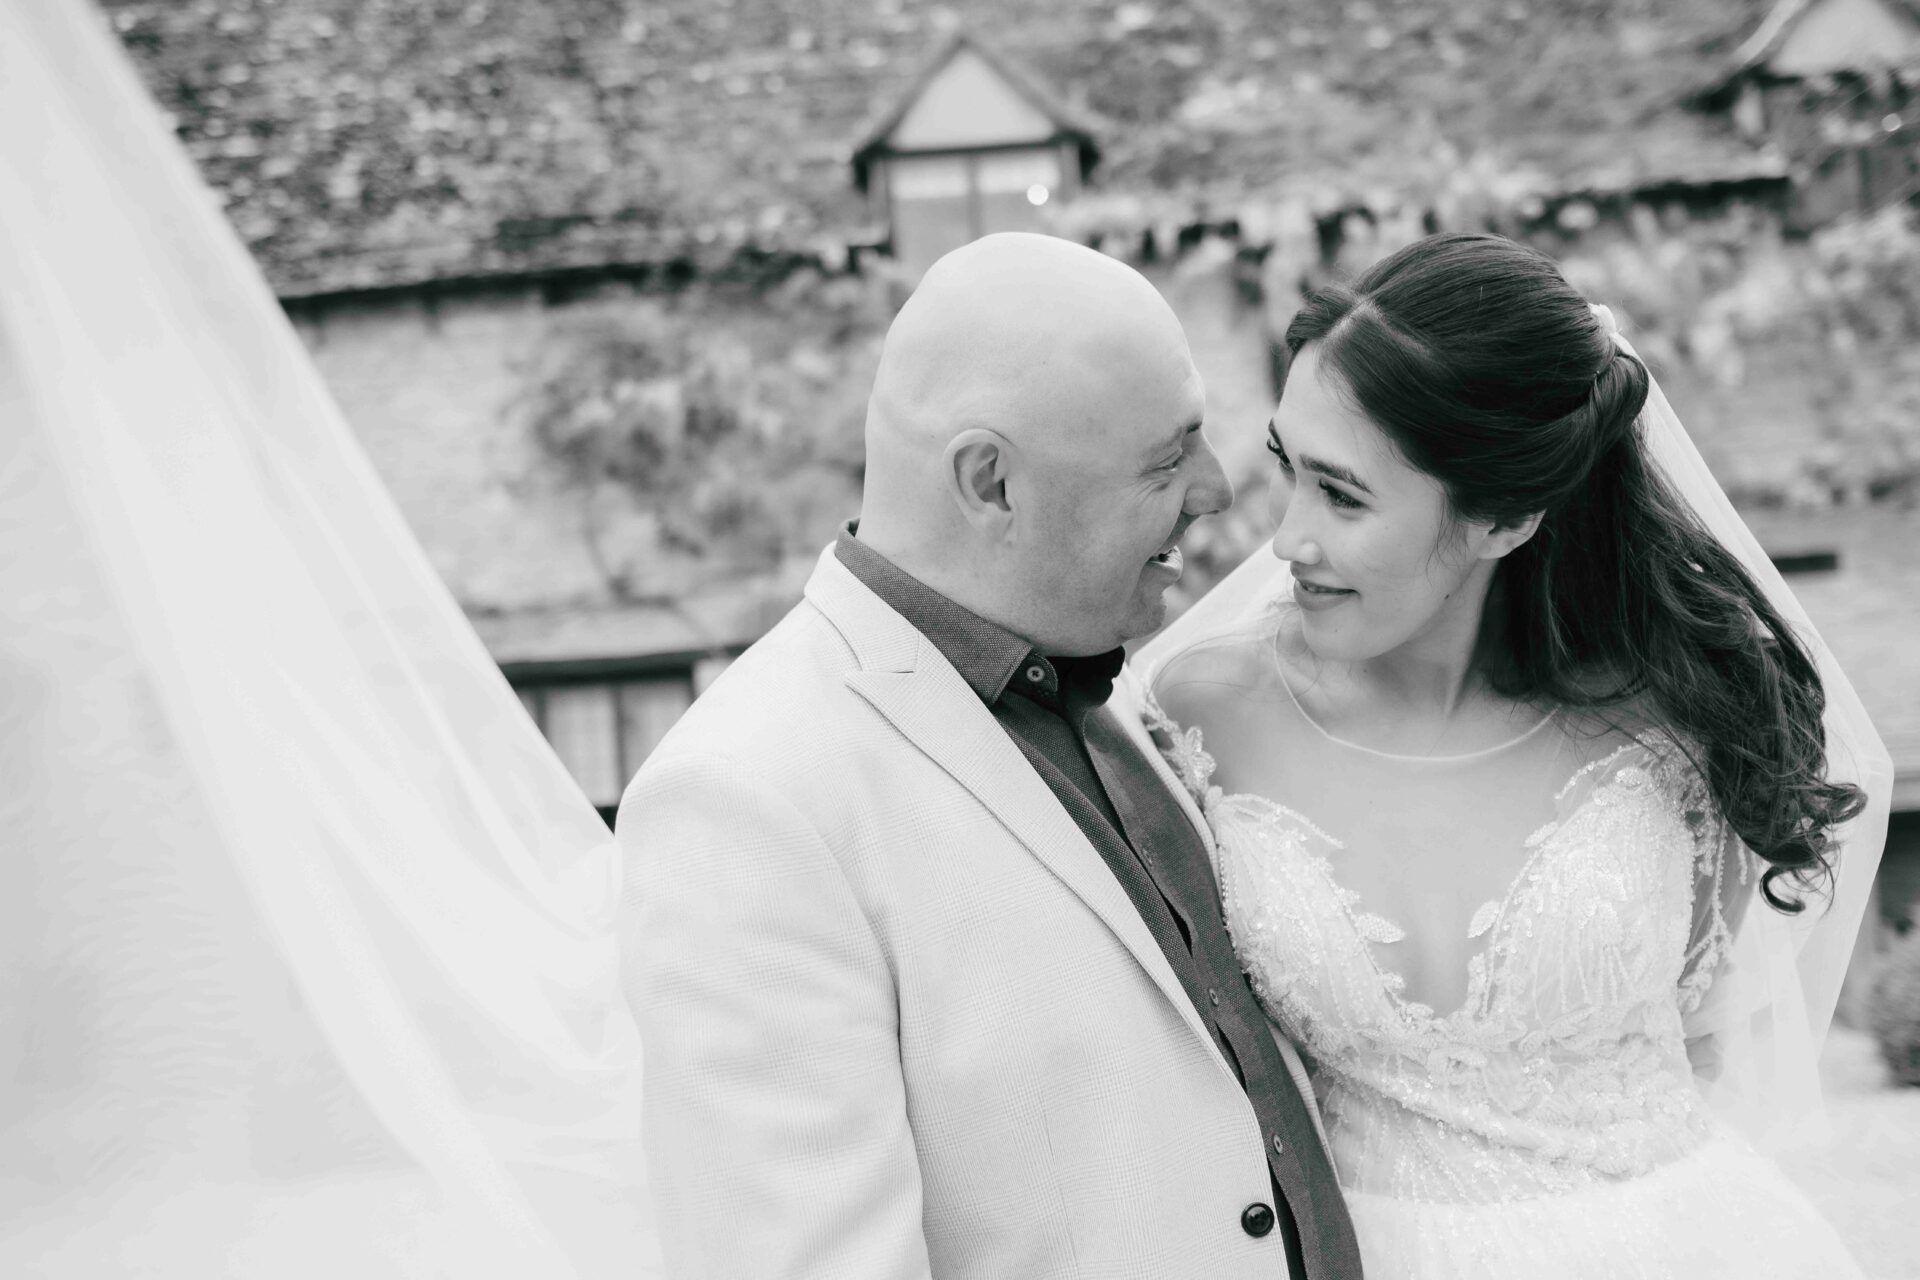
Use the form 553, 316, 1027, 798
1241, 1202, 1275, 1238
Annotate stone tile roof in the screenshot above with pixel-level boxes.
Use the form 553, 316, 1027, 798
470, 558, 811, 668
106, 0, 1778, 299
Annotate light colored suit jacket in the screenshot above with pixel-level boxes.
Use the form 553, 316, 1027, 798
617, 545, 1315, 1279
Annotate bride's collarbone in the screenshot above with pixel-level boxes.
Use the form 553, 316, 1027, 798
1317, 694, 1552, 758
1275, 658, 1556, 762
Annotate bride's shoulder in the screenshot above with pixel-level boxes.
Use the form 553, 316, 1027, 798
1551, 695, 1713, 807
1143, 633, 1281, 734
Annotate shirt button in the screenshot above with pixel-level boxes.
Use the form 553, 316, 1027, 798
1272, 1135, 1285, 1156
1207, 989, 1221, 1008
1241, 1202, 1276, 1238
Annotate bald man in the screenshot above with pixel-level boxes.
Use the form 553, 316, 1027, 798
616, 234, 1362, 1280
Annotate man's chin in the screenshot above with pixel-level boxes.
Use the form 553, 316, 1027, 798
1119, 592, 1171, 646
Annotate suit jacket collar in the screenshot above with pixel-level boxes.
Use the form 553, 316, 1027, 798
802, 545, 1231, 1074
829, 526, 1127, 713
803, 542, 919, 671
830, 526, 1031, 703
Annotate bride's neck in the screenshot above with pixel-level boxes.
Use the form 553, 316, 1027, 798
1330, 570, 1515, 722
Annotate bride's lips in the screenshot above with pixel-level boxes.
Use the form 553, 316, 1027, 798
1292, 573, 1353, 611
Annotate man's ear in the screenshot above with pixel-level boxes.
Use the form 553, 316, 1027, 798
945, 428, 1014, 530
1478, 510, 1544, 561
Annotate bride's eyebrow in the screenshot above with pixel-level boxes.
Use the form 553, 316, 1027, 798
1266, 418, 1374, 494
1305, 456, 1373, 494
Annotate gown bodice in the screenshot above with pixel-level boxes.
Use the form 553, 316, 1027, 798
1142, 611, 1741, 1207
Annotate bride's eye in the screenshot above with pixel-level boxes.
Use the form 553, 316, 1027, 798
1265, 430, 1292, 472
1270, 428, 1363, 509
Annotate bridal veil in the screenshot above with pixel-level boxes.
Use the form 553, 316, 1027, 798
0, 2, 658, 1274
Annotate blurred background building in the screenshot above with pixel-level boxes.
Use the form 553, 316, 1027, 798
1701, 0, 1920, 227
851, 32, 1102, 275
105, 0, 1919, 969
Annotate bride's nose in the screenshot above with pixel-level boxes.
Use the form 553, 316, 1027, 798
1272, 530, 1325, 566
1268, 482, 1323, 566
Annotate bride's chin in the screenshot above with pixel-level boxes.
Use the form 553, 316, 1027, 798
1296, 624, 1335, 661
1287, 608, 1330, 652
1293, 613, 1372, 665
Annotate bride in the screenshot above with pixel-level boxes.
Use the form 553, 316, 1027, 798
1134, 234, 1893, 1278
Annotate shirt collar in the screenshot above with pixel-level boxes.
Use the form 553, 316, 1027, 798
833, 522, 1123, 710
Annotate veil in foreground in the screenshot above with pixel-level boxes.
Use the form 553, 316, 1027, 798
0, 3, 658, 1275
1139, 308, 1895, 1152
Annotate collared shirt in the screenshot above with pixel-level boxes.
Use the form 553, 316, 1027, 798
834, 526, 1364, 1280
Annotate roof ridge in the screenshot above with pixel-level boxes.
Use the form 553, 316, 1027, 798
1734, 0, 1920, 71
848, 27, 1099, 177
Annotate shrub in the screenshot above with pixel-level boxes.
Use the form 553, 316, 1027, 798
1869, 916, 1920, 1087
513, 270, 894, 596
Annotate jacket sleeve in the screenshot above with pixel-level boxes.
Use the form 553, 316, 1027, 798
615, 750, 934, 1280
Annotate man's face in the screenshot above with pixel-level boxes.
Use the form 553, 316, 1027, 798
1009, 354, 1232, 656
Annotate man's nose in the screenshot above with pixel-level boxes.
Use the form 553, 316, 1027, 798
1185, 437, 1234, 516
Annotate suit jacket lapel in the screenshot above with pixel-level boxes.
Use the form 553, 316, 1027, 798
805, 550, 1222, 1057
1108, 665, 1217, 859
849, 663, 1224, 1051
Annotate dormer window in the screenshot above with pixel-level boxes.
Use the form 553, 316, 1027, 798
851, 33, 1100, 277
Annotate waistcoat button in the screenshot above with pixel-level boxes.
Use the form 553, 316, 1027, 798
1241, 1202, 1275, 1238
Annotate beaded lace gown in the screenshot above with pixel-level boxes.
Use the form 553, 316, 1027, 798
1145, 605, 1865, 1280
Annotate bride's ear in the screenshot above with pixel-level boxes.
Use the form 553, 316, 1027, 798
1479, 510, 1544, 561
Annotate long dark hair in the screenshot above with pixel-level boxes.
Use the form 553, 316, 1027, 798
1283, 232, 1864, 912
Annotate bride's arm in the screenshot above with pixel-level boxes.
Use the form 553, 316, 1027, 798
1679, 811, 1754, 1084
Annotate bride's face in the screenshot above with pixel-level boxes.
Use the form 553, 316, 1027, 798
1265, 346, 1514, 664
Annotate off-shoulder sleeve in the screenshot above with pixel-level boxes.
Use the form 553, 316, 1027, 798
1677, 782, 1751, 1024
1661, 739, 1862, 1150
1669, 750, 1772, 1098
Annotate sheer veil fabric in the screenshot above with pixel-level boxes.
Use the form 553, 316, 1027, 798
0, 3, 658, 1275
1138, 307, 1895, 1154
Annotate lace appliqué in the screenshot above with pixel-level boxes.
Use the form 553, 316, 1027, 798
1139, 682, 1221, 814
1671, 759, 1745, 1020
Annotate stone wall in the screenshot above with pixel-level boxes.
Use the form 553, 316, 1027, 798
286, 267, 889, 614
291, 285, 612, 612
